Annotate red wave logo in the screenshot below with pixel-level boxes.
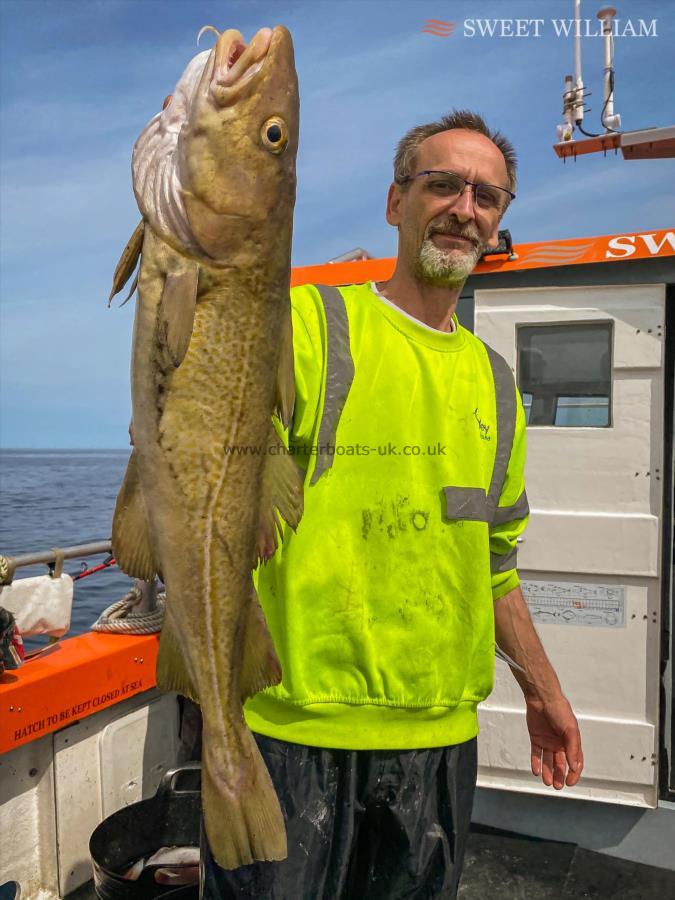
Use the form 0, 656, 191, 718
517, 241, 596, 265
421, 19, 456, 37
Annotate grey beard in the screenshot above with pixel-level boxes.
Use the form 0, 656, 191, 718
415, 237, 483, 287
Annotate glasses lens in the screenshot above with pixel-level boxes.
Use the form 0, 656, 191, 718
475, 185, 506, 210
423, 172, 464, 197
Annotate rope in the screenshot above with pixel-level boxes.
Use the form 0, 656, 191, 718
92, 583, 166, 634
0, 555, 16, 586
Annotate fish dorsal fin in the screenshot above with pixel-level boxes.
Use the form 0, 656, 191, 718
274, 303, 295, 428
108, 220, 145, 306
112, 449, 159, 581
239, 587, 282, 700
159, 265, 199, 368
257, 422, 304, 563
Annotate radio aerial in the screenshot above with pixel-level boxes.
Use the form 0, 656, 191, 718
554, 1, 674, 161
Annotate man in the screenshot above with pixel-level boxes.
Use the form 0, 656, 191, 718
204, 110, 583, 899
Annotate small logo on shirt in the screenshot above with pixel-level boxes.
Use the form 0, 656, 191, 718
474, 408, 491, 441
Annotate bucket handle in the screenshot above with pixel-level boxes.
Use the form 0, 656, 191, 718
156, 762, 202, 801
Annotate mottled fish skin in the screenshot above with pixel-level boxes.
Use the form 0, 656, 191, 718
111, 25, 300, 869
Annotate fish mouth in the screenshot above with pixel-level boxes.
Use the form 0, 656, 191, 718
208, 26, 277, 106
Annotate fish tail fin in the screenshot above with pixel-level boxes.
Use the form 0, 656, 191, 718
202, 727, 287, 869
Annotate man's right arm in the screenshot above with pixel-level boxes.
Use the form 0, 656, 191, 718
494, 586, 584, 790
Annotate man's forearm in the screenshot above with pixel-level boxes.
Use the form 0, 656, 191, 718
494, 584, 563, 703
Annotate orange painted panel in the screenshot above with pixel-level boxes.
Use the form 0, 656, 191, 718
0, 633, 159, 753
291, 257, 396, 288
290, 229, 674, 286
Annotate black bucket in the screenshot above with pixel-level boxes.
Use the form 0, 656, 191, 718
89, 763, 201, 900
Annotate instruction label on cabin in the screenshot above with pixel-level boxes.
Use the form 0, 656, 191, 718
521, 580, 625, 628
8, 679, 145, 746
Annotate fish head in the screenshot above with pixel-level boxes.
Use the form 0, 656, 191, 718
132, 26, 299, 263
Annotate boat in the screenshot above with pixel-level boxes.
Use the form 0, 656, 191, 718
1, 227, 674, 898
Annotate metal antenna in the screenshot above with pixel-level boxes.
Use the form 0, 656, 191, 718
597, 6, 621, 132
554, 2, 674, 159
573, 0, 585, 123
558, 0, 587, 142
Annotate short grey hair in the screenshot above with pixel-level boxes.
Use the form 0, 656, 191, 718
393, 110, 517, 194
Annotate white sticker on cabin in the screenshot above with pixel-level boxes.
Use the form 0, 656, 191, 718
521, 580, 625, 628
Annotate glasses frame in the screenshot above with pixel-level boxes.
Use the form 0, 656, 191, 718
396, 169, 516, 212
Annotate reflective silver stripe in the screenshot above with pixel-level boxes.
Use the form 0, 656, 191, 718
492, 489, 530, 526
490, 546, 518, 574
444, 487, 489, 522
443, 345, 520, 526
310, 285, 355, 484
481, 343, 517, 522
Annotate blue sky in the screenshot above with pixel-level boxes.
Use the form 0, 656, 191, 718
1, 0, 673, 448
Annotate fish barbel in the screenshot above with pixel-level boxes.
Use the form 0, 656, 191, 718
110, 25, 302, 869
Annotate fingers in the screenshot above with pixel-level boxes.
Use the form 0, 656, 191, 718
155, 865, 200, 886
564, 727, 584, 786
566, 745, 584, 786
531, 743, 555, 785
552, 750, 568, 789
532, 743, 582, 789
542, 749, 555, 787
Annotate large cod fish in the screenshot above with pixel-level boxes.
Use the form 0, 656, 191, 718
110, 25, 301, 869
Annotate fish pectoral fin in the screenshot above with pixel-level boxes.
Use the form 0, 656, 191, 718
118, 271, 139, 308
159, 265, 199, 368
112, 449, 159, 581
240, 587, 282, 700
157, 610, 200, 703
257, 424, 304, 562
108, 219, 145, 306
274, 304, 295, 428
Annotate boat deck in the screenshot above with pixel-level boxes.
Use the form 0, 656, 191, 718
459, 826, 675, 898
63, 824, 675, 899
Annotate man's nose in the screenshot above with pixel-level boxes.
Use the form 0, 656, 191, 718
447, 184, 476, 223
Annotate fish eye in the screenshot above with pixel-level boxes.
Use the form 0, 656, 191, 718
261, 117, 289, 154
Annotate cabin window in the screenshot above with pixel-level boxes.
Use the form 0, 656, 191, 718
517, 322, 612, 427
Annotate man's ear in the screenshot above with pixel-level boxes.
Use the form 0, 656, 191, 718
487, 216, 502, 249
385, 182, 403, 227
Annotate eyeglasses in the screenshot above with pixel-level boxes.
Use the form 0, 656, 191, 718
396, 170, 515, 212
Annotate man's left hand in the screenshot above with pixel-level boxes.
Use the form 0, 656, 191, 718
525, 695, 583, 789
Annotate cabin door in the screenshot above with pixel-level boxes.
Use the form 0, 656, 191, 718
474, 281, 666, 806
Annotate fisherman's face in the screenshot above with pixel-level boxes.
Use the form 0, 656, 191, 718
386, 130, 509, 287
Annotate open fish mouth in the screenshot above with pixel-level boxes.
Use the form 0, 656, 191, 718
199, 25, 275, 105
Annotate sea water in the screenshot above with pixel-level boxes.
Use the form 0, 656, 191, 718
0, 449, 135, 637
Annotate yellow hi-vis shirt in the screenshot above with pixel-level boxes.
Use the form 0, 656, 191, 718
244, 281, 529, 750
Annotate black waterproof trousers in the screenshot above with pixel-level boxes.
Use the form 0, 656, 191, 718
202, 733, 477, 900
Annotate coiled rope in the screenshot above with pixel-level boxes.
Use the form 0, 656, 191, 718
92, 583, 165, 634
